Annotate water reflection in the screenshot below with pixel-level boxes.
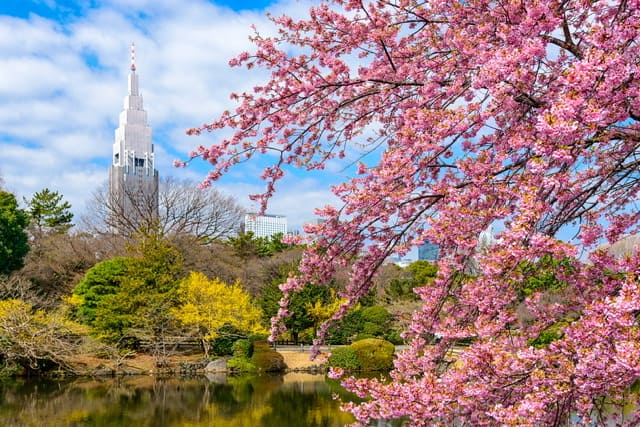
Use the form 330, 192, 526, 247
0, 373, 401, 427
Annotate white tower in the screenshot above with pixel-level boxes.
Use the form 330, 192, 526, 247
108, 43, 159, 233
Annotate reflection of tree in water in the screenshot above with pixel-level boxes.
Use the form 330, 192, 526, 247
262, 382, 353, 427
0, 374, 364, 427
0, 377, 212, 427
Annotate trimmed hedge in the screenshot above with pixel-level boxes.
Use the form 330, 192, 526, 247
350, 338, 395, 371
327, 346, 361, 371
327, 338, 395, 372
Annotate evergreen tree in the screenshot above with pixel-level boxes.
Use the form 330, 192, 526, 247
0, 191, 29, 275
25, 188, 73, 233
92, 233, 184, 354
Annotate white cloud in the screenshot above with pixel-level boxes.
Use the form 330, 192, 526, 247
0, 0, 341, 230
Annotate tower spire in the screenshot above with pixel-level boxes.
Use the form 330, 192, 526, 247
109, 42, 158, 235
130, 42, 136, 72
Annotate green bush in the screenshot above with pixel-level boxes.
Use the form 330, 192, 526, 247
232, 339, 253, 358
227, 356, 256, 372
211, 325, 243, 356
527, 322, 565, 349
361, 306, 391, 325
384, 331, 404, 345
227, 339, 256, 372
350, 338, 395, 371
327, 310, 363, 344
327, 346, 360, 372
353, 333, 376, 342
71, 257, 131, 325
361, 306, 392, 337
251, 341, 286, 372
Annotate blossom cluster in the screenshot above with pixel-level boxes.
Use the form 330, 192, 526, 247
187, 0, 640, 425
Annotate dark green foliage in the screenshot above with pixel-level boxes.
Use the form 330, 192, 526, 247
384, 277, 414, 301
327, 305, 395, 344
24, 188, 73, 232
527, 322, 567, 349
226, 232, 261, 259
257, 233, 292, 256
383, 331, 405, 345
232, 339, 253, 358
384, 260, 437, 302
227, 232, 293, 259
327, 346, 361, 371
91, 234, 184, 346
227, 339, 258, 372
360, 305, 391, 336
251, 341, 286, 372
259, 280, 330, 344
210, 325, 244, 356
327, 310, 363, 344
350, 338, 395, 371
358, 287, 378, 307
0, 191, 29, 275
72, 257, 131, 325
516, 254, 574, 300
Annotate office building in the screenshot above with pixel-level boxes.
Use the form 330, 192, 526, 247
244, 213, 287, 238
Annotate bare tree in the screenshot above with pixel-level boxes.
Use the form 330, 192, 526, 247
83, 176, 245, 241
17, 230, 124, 309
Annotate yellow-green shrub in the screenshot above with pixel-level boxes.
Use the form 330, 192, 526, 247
327, 346, 360, 371
350, 338, 395, 371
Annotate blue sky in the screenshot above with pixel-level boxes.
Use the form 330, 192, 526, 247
0, 0, 345, 232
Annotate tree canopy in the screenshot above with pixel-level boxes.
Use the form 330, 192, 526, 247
71, 257, 132, 325
86, 176, 245, 241
24, 188, 73, 233
0, 191, 29, 276
186, 0, 640, 425
172, 272, 265, 357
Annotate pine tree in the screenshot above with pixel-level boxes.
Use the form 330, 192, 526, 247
25, 188, 73, 233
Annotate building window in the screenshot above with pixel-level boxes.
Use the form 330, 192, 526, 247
135, 158, 145, 167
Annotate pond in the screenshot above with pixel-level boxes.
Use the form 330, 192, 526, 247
0, 373, 404, 427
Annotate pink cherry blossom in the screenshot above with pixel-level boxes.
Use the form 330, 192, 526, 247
186, 0, 640, 425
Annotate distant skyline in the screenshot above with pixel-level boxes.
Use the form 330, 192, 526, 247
0, 0, 346, 232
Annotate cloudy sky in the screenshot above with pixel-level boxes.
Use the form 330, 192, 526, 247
0, 0, 348, 232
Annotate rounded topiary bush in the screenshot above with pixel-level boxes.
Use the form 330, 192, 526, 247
350, 338, 395, 371
327, 346, 361, 372
352, 333, 376, 342
251, 341, 287, 372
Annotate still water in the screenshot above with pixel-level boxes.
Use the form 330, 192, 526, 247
0, 373, 402, 427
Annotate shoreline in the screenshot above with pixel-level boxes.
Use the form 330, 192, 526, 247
63, 350, 327, 377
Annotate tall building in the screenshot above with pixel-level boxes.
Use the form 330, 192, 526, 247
244, 213, 287, 238
108, 43, 158, 233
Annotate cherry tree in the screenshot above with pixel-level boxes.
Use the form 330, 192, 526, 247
185, 0, 640, 425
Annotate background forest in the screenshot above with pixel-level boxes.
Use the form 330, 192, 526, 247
0, 180, 432, 375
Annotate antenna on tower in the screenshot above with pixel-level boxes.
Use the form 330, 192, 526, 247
130, 42, 136, 71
